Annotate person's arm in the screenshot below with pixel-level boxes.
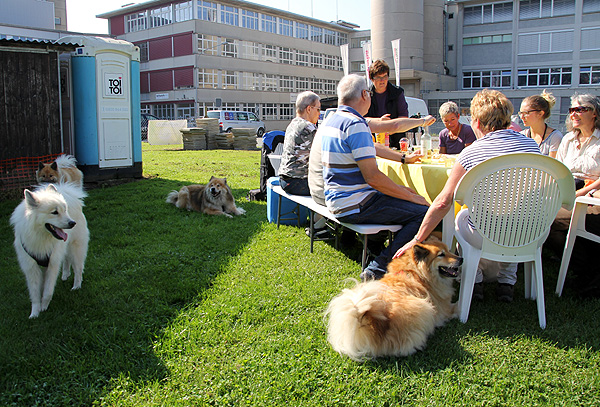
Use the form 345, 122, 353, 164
367, 115, 435, 134
393, 162, 467, 257
374, 143, 422, 163
439, 146, 447, 154
576, 178, 600, 198
356, 157, 429, 206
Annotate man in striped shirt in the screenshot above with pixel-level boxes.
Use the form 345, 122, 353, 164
394, 89, 541, 302
319, 74, 430, 280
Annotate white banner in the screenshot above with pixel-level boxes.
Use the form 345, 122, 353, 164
340, 43, 349, 76
391, 38, 401, 86
362, 40, 373, 86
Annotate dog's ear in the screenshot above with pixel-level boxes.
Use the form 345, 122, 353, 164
24, 190, 38, 208
412, 244, 430, 263
47, 183, 58, 193
223, 177, 227, 184
209, 176, 215, 181
50, 162, 58, 171
38, 162, 45, 170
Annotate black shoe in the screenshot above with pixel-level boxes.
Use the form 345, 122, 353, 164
473, 282, 484, 301
496, 283, 514, 303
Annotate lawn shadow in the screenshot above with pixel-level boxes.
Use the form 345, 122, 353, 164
0, 176, 268, 405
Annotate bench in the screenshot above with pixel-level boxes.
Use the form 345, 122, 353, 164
272, 185, 403, 269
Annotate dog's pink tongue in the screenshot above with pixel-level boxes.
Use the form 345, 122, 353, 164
56, 228, 68, 241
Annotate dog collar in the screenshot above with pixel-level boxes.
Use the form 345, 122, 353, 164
21, 242, 50, 267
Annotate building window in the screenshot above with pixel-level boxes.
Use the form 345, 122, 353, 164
351, 61, 366, 73
338, 32, 348, 46
517, 67, 572, 87
296, 22, 309, 40
582, 27, 600, 51
463, 34, 512, 45
351, 37, 370, 48
280, 103, 294, 120
279, 18, 293, 36
310, 26, 323, 42
175, 1, 193, 22
583, 0, 600, 13
222, 38, 238, 57
262, 44, 277, 63
464, 2, 513, 25
242, 72, 262, 90
311, 77, 324, 93
463, 70, 511, 88
198, 34, 219, 55
279, 76, 294, 92
261, 14, 276, 33
279, 47, 293, 64
518, 30, 573, 54
154, 104, 175, 120
222, 71, 238, 89
296, 49, 309, 66
323, 54, 337, 70
263, 74, 278, 91
137, 42, 149, 62
242, 9, 258, 30
311, 52, 323, 68
241, 41, 260, 60
323, 79, 336, 94
324, 29, 336, 45
198, 1, 217, 22
198, 68, 218, 88
149, 5, 172, 28
580, 66, 600, 85
519, 0, 575, 19
221, 5, 238, 26
126, 12, 147, 32
262, 103, 278, 120
177, 103, 195, 120
296, 77, 309, 92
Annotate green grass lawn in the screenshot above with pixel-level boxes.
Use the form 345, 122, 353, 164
0, 143, 598, 406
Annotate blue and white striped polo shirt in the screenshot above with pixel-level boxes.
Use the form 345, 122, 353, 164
457, 129, 541, 171
320, 105, 377, 217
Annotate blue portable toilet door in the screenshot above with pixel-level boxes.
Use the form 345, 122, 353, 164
96, 52, 133, 168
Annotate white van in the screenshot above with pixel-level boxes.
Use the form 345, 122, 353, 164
405, 97, 429, 118
206, 110, 266, 136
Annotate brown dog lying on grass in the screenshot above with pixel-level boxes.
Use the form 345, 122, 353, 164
326, 237, 462, 361
166, 176, 246, 218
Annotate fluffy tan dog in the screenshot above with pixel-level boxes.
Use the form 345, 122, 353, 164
166, 176, 246, 218
325, 238, 462, 361
36, 154, 84, 187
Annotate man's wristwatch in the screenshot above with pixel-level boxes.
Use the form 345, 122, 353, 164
588, 189, 598, 197
401, 154, 406, 164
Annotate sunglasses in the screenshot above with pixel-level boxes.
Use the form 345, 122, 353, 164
518, 109, 540, 116
568, 106, 592, 114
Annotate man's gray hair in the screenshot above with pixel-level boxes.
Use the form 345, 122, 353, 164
439, 101, 460, 118
337, 74, 367, 105
296, 91, 320, 114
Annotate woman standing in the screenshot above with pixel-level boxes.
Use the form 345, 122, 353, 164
556, 94, 600, 198
519, 90, 563, 158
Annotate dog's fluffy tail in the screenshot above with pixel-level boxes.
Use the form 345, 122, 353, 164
166, 190, 179, 204
325, 280, 391, 361
55, 154, 78, 169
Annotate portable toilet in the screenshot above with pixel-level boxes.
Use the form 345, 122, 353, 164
59, 35, 141, 181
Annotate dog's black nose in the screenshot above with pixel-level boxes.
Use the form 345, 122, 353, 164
68, 220, 76, 229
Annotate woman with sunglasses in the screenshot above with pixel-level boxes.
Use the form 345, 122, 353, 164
519, 90, 563, 158
556, 94, 600, 198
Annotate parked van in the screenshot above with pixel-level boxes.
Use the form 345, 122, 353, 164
405, 97, 429, 118
206, 110, 266, 136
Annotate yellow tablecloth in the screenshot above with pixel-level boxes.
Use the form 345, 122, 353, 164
377, 158, 452, 204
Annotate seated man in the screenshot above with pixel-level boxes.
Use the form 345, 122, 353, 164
313, 74, 430, 280
278, 91, 321, 195
438, 101, 476, 154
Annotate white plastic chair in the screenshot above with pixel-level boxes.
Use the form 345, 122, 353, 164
555, 195, 600, 296
454, 153, 575, 329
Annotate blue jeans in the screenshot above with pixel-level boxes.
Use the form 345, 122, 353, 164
338, 192, 428, 277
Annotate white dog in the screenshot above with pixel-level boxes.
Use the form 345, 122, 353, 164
10, 183, 89, 318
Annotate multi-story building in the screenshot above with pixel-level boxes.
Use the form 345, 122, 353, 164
426, 0, 600, 133
98, 0, 354, 130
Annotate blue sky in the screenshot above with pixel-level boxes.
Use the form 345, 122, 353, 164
66, 0, 372, 34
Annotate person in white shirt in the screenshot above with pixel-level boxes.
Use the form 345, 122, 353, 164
519, 90, 563, 158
